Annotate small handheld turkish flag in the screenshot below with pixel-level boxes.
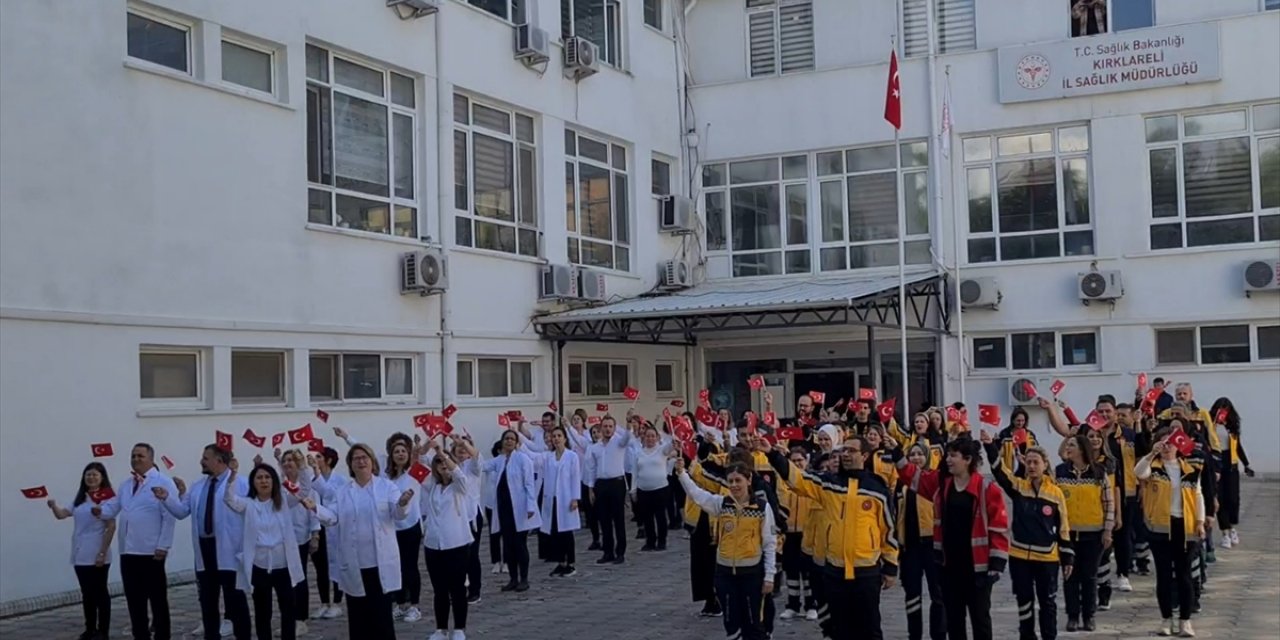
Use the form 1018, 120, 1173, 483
442, 404, 458, 419
662, 407, 672, 420
1013, 429, 1029, 446
216, 431, 234, 451
877, 398, 897, 424
413, 413, 432, 428
746, 411, 759, 433
307, 438, 326, 453
596, 403, 609, 413
407, 462, 430, 483
670, 399, 685, 408
423, 415, 451, 438
1085, 410, 1107, 431
1168, 428, 1194, 457
1050, 380, 1065, 396
21, 486, 48, 499
547, 401, 558, 413
698, 389, 710, 404
858, 388, 877, 402
1022, 381, 1038, 399
673, 418, 694, 443
682, 440, 698, 462
1214, 408, 1228, 425
777, 426, 804, 441
1143, 388, 1161, 405
283, 480, 300, 495
498, 414, 510, 428
747, 377, 765, 391
287, 424, 315, 445
763, 411, 777, 426
89, 487, 116, 503
694, 405, 716, 426
946, 407, 969, 426
506, 410, 524, 422
90, 443, 114, 458
1137, 372, 1148, 390
623, 387, 640, 401
243, 429, 266, 448
272, 433, 285, 447
315, 409, 330, 423
587, 416, 601, 426
161, 455, 176, 470
808, 391, 826, 405
978, 404, 1001, 427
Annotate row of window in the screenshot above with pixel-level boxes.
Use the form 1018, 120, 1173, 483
968, 323, 1280, 372
127, 10, 278, 95
463, 0, 667, 71
139, 349, 682, 408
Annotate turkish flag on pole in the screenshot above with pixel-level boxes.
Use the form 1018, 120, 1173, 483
1050, 379, 1066, 396
90, 443, 114, 458
1168, 428, 1195, 457
877, 397, 897, 425
243, 429, 266, 448
271, 433, 285, 447
161, 455, 176, 470
442, 404, 458, 419
315, 409, 330, 423
215, 431, 234, 451
884, 49, 902, 130
287, 424, 315, 445
623, 387, 640, 401
20, 486, 49, 499
407, 462, 430, 484
978, 404, 1001, 427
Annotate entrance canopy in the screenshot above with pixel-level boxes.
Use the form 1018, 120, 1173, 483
534, 268, 951, 345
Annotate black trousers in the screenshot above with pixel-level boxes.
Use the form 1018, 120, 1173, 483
121, 554, 171, 640
347, 566, 396, 640
197, 539, 250, 640
1010, 559, 1058, 640
715, 568, 767, 640
295, 542, 312, 621
393, 525, 422, 606
424, 545, 469, 631
314, 527, 341, 605
635, 486, 670, 547
781, 537, 817, 613
1220, 464, 1241, 528
485, 508, 503, 565
252, 565, 296, 640
900, 542, 945, 640
1064, 535, 1101, 622
667, 474, 685, 527
581, 483, 599, 543
1096, 545, 1114, 606
549, 503, 577, 565
1151, 520, 1196, 621
823, 568, 883, 640
74, 564, 111, 636
1113, 506, 1132, 579
942, 563, 993, 640
595, 477, 628, 559
467, 512, 484, 598
689, 515, 718, 606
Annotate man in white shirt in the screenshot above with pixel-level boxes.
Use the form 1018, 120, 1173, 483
157, 445, 251, 640
585, 416, 631, 565
117, 443, 179, 640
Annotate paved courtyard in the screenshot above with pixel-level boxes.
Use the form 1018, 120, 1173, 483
3, 480, 1277, 639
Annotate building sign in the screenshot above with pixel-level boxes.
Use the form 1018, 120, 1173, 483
998, 22, 1220, 104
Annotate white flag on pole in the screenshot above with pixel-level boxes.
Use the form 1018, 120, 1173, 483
939, 73, 953, 160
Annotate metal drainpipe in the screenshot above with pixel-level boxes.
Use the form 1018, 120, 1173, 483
434, 11, 452, 412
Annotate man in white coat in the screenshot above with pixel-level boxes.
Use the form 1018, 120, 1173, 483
155, 444, 251, 640
117, 443, 179, 640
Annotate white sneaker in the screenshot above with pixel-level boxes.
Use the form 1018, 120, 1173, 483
403, 606, 422, 622
322, 605, 344, 619
1231, 529, 1240, 545
392, 605, 405, 620
296, 620, 309, 636
491, 564, 502, 575
1158, 618, 1175, 636
501, 564, 508, 574
220, 619, 233, 637
805, 609, 819, 621
428, 631, 448, 640
779, 609, 798, 620
1117, 576, 1133, 592
451, 631, 467, 640
1179, 619, 1196, 637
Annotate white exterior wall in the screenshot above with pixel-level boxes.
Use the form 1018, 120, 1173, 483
0, 0, 683, 605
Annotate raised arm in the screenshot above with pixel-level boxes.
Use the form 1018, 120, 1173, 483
223, 472, 248, 514
676, 464, 724, 516
1038, 397, 1071, 437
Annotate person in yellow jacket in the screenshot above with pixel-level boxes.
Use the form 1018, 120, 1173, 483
1160, 384, 1221, 452
764, 435, 898, 639
676, 457, 776, 640
897, 442, 945, 640
778, 446, 819, 621
684, 441, 727, 617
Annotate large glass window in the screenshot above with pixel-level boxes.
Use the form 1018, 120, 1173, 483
1146, 103, 1280, 249
566, 131, 630, 271
1069, 0, 1154, 37
567, 360, 630, 397
972, 331, 1099, 370
454, 94, 539, 257
964, 125, 1094, 263
310, 353, 416, 402
466, 0, 527, 22
231, 351, 287, 405
902, 0, 976, 58
140, 348, 203, 404
306, 45, 418, 238
561, 0, 624, 67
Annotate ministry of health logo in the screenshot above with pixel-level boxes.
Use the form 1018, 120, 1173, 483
1016, 54, 1051, 90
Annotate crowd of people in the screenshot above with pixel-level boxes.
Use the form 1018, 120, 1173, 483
42, 377, 1254, 640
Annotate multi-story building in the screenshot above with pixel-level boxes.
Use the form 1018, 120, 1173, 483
0, 0, 1276, 607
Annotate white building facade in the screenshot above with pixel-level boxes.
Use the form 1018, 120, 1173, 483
0, 0, 1277, 607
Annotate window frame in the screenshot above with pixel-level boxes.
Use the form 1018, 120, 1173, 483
1155, 324, 1279, 366
962, 124, 1095, 264
220, 36, 276, 97
309, 352, 418, 404
969, 330, 1100, 372
901, 0, 978, 59
654, 360, 681, 396
744, 0, 816, 78
643, 0, 665, 30
139, 346, 207, 408
651, 156, 673, 197
125, 8, 194, 75
1144, 102, 1280, 250
305, 44, 420, 240
1068, 0, 1156, 38
455, 357, 536, 399
566, 359, 633, 398
561, 0, 625, 68
460, 0, 527, 23
231, 349, 289, 406
453, 93, 541, 258
566, 129, 631, 272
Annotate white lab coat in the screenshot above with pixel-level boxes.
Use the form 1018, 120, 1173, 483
312, 474, 408, 597
161, 470, 249, 574
223, 489, 305, 593
534, 449, 582, 535
481, 450, 541, 534
116, 468, 178, 557
68, 497, 119, 566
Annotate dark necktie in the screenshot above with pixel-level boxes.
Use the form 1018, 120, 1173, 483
132, 472, 145, 496
203, 476, 218, 536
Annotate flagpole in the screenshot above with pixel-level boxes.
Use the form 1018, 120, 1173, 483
891, 31, 910, 424
944, 67, 967, 402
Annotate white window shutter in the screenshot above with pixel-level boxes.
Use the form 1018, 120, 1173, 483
902, 0, 929, 58
748, 9, 777, 77
778, 1, 814, 73
937, 0, 976, 54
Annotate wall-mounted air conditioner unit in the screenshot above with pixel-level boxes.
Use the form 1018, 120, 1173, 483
1078, 270, 1123, 304
514, 24, 550, 65
959, 277, 1000, 310
658, 195, 696, 234
401, 248, 447, 295
540, 264, 577, 300
1243, 260, 1280, 295
659, 259, 693, 290
564, 36, 600, 79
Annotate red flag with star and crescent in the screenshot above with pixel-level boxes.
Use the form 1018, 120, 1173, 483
884, 49, 901, 130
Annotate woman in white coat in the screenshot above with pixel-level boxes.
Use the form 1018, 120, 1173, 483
47, 461, 119, 640
271, 448, 321, 635
308, 443, 414, 640
223, 463, 305, 640
420, 434, 477, 640
521, 425, 583, 577
481, 430, 541, 592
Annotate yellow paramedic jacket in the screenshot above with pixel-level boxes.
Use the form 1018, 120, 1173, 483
765, 450, 899, 579
987, 446, 1073, 565
1138, 456, 1203, 539
678, 471, 778, 576
683, 458, 728, 530
1158, 407, 1222, 452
